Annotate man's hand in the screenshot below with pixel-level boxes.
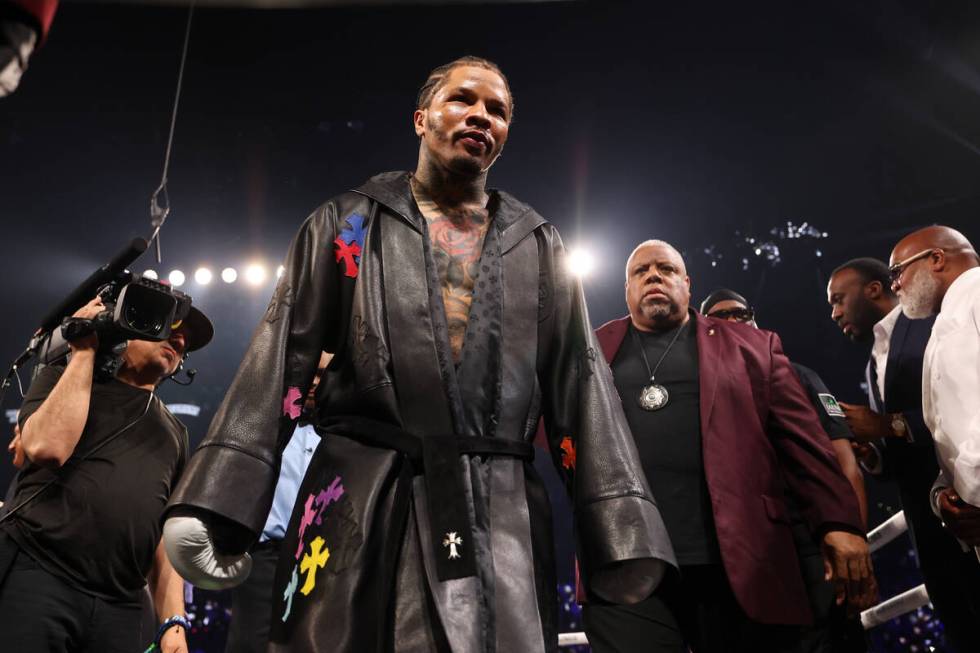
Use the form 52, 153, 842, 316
839, 403, 890, 443
821, 530, 878, 614
851, 441, 879, 469
8, 424, 25, 469
937, 489, 980, 546
67, 296, 105, 352
159, 625, 189, 653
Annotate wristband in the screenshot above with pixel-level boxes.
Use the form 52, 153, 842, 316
144, 614, 191, 652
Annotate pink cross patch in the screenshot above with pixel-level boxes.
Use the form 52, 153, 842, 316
282, 386, 303, 420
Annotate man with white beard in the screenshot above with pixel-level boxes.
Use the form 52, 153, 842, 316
889, 226, 980, 555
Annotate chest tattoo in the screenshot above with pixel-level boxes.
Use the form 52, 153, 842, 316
412, 186, 491, 364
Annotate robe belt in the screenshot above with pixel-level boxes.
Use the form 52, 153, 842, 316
317, 415, 534, 582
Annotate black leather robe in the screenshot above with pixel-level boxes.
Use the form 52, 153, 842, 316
166, 172, 675, 652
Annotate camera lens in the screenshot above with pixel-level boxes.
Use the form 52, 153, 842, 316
125, 302, 165, 336
115, 281, 178, 340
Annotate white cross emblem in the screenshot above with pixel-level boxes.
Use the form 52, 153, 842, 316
443, 531, 463, 560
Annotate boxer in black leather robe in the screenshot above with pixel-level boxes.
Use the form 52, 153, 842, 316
163, 57, 674, 653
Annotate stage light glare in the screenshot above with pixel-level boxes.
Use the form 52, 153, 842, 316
194, 267, 213, 285
143, 269, 158, 280
221, 267, 238, 283
169, 270, 186, 287
566, 247, 596, 278
244, 263, 267, 286
276, 265, 285, 279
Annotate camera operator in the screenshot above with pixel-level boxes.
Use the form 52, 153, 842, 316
0, 294, 213, 653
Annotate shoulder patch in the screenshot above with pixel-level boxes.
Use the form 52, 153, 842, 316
818, 393, 845, 418
334, 213, 367, 278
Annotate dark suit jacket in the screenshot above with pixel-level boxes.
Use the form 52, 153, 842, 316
596, 313, 864, 625
868, 315, 939, 510
875, 312, 935, 445
870, 314, 954, 575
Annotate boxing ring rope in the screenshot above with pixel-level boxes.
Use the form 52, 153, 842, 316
860, 584, 930, 630
558, 510, 932, 647
558, 632, 590, 647
867, 510, 908, 553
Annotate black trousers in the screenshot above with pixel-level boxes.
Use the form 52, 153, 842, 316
908, 514, 980, 653
584, 565, 803, 653
794, 547, 867, 653
226, 539, 282, 653
0, 542, 142, 653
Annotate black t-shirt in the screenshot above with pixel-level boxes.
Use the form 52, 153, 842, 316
792, 363, 853, 442
786, 363, 854, 558
612, 320, 720, 565
4, 364, 188, 603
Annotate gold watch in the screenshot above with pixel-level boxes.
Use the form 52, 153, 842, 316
890, 414, 908, 439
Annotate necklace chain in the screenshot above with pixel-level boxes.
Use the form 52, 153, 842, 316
631, 320, 687, 383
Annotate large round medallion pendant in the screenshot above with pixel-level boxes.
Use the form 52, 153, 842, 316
639, 384, 669, 411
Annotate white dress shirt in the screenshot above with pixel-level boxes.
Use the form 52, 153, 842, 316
859, 306, 903, 475
871, 305, 902, 406
923, 266, 980, 506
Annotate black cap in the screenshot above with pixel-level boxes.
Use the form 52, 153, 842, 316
174, 305, 214, 352
699, 288, 750, 315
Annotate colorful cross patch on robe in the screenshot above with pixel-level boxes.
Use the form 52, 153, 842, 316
560, 436, 577, 470
294, 476, 346, 559
281, 565, 299, 622
334, 213, 366, 278
279, 476, 360, 624
295, 494, 318, 560
299, 536, 330, 596
313, 477, 345, 526
282, 386, 303, 420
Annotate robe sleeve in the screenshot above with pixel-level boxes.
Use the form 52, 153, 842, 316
164, 203, 342, 540
537, 226, 676, 604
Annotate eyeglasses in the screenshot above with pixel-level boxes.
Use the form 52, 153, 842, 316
707, 307, 755, 323
888, 249, 937, 284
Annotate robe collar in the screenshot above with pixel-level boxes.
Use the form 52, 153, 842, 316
353, 171, 545, 252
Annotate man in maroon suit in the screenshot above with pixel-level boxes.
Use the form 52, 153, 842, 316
582, 239, 875, 653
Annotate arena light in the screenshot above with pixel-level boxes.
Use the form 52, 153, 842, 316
566, 247, 596, 278
142, 269, 158, 280
221, 267, 238, 284
168, 270, 186, 287
194, 267, 213, 285
244, 263, 267, 286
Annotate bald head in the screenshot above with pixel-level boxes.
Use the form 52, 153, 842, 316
890, 225, 978, 318
892, 226, 976, 262
625, 240, 687, 281
624, 240, 691, 332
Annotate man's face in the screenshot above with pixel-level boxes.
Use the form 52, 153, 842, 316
625, 243, 691, 331
123, 327, 188, 381
705, 299, 757, 327
890, 257, 940, 319
414, 66, 511, 176
826, 268, 881, 342
889, 244, 941, 319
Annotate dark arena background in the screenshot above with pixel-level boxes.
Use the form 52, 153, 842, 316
2, 1, 980, 651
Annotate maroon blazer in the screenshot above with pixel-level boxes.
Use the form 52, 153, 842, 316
596, 313, 863, 625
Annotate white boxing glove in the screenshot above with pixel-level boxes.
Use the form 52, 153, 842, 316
162, 515, 253, 590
